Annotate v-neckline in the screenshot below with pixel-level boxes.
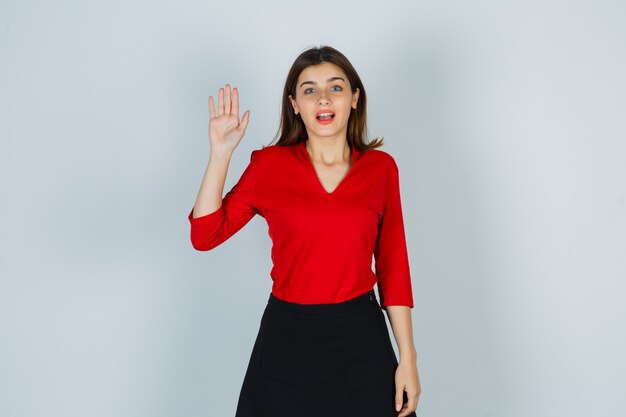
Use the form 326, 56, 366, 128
299, 140, 360, 195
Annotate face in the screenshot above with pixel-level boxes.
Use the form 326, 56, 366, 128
288, 62, 360, 141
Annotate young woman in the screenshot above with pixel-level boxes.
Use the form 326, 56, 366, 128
188, 45, 421, 417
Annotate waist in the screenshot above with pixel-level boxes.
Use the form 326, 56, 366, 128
266, 288, 377, 315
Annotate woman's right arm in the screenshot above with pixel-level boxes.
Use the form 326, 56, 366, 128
188, 83, 254, 250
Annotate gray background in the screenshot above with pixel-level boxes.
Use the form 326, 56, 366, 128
1, 1, 625, 416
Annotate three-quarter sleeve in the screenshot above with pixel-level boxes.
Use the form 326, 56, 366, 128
373, 158, 415, 309
188, 150, 259, 251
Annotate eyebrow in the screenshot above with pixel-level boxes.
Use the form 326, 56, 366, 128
299, 76, 346, 89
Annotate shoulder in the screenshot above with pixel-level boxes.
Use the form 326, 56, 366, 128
360, 148, 399, 173
251, 144, 292, 160
248, 144, 295, 177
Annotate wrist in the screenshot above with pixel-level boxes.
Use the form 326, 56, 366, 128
209, 148, 234, 162
399, 347, 417, 363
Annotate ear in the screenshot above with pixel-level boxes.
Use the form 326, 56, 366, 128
288, 94, 299, 115
352, 88, 360, 109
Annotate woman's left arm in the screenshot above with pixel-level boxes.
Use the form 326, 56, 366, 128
386, 306, 421, 416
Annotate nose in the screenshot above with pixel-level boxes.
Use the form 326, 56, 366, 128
317, 90, 330, 105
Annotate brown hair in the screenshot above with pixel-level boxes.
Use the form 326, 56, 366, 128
265, 45, 384, 152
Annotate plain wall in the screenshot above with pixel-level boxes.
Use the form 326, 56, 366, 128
1, 0, 624, 416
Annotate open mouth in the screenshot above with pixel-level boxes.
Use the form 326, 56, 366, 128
316, 111, 335, 120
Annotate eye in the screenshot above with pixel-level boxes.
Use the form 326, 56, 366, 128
304, 88, 315, 94
331, 85, 343, 91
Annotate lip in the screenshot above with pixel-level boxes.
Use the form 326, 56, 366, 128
316, 109, 335, 117
315, 108, 335, 125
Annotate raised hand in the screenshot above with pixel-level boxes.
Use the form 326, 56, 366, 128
208, 83, 250, 155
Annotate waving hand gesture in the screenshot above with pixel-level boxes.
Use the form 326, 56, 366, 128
208, 83, 250, 155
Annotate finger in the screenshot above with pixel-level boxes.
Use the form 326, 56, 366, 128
224, 84, 231, 115
208, 96, 216, 120
232, 87, 240, 120
395, 387, 404, 412
218, 88, 224, 116
400, 400, 414, 417
238, 110, 250, 132
407, 391, 418, 414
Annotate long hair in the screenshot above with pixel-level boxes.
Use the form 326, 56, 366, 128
266, 45, 384, 152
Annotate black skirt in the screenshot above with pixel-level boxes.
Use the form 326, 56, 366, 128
234, 289, 417, 417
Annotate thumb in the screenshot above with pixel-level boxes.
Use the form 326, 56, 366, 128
238, 110, 250, 132
395, 386, 404, 411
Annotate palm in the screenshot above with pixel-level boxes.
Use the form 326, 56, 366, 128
208, 84, 250, 152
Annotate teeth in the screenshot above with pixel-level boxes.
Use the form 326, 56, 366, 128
317, 113, 334, 118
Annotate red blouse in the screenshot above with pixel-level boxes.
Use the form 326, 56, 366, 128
187, 140, 414, 309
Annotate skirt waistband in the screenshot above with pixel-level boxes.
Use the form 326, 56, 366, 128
266, 289, 378, 315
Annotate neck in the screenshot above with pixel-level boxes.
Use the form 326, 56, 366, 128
305, 138, 351, 165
